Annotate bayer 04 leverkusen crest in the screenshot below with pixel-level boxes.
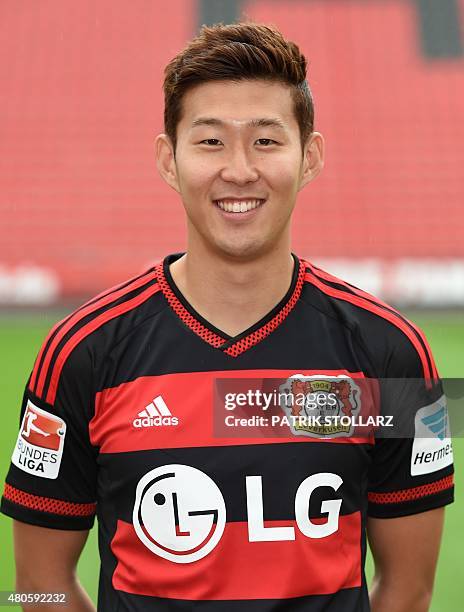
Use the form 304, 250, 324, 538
278, 375, 361, 438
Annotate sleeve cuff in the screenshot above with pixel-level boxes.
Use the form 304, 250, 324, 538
367, 485, 454, 518
1, 492, 96, 531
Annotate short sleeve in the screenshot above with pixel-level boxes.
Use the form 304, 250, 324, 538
1, 338, 98, 530
367, 327, 454, 518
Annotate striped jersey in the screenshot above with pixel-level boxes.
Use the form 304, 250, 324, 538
1, 253, 454, 611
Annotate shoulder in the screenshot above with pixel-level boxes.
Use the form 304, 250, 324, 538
27, 264, 165, 407
299, 258, 439, 379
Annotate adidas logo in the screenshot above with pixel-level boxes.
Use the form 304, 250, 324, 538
133, 396, 179, 428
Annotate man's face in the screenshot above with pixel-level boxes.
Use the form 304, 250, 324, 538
156, 79, 323, 260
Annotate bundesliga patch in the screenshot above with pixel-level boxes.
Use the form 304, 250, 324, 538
411, 395, 453, 476
11, 400, 66, 479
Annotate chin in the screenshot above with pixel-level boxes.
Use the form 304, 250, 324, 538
212, 238, 269, 262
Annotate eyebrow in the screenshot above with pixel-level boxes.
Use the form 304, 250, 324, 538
191, 117, 286, 129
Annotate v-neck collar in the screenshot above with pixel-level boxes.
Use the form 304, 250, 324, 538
156, 252, 305, 358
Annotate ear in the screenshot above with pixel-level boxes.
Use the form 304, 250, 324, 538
155, 133, 180, 193
298, 131, 324, 192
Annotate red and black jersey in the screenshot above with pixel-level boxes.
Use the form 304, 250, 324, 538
2, 253, 454, 611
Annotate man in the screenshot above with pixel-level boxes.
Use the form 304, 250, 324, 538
2, 22, 454, 611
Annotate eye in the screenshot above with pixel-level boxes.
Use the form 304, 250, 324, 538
200, 139, 222, 146
256, 138, 277, 146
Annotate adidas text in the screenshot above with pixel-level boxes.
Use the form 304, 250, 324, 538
133, 415, 179, 428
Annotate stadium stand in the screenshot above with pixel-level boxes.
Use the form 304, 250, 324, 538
1, 0, 463, 304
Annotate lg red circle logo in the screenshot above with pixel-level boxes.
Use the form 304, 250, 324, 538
133, 464, 226, 564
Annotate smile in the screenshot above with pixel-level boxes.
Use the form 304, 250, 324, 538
214, 198, 266, 213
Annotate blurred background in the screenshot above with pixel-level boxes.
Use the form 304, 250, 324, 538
0, 1, 462, 610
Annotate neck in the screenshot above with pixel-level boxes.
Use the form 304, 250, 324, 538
169, 241, 295, 337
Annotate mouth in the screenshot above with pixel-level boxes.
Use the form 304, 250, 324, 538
213, 198, 266, 213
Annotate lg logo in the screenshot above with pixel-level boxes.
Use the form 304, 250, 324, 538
247, 472, 342, 542
133, 464, 343, 564
133, 465, 226, 564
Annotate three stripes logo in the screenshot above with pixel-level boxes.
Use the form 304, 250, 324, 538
421, 405, 447, 440
133, 396, 179, 428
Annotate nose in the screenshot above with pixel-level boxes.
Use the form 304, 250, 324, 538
219, 146, 259, 185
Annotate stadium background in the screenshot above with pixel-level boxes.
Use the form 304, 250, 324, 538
0, 0, 462, 609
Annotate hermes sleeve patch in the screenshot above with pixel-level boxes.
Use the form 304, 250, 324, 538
411, 395, 453, 476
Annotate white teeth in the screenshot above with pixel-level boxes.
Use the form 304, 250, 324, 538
215, 199, 264, 213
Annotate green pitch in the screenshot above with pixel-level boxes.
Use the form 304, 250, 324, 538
0, 312, 462, 610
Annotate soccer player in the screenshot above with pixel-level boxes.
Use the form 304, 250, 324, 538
2, 22, 454, 612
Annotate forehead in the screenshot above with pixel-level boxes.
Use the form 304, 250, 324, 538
179, 79, 297, 129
